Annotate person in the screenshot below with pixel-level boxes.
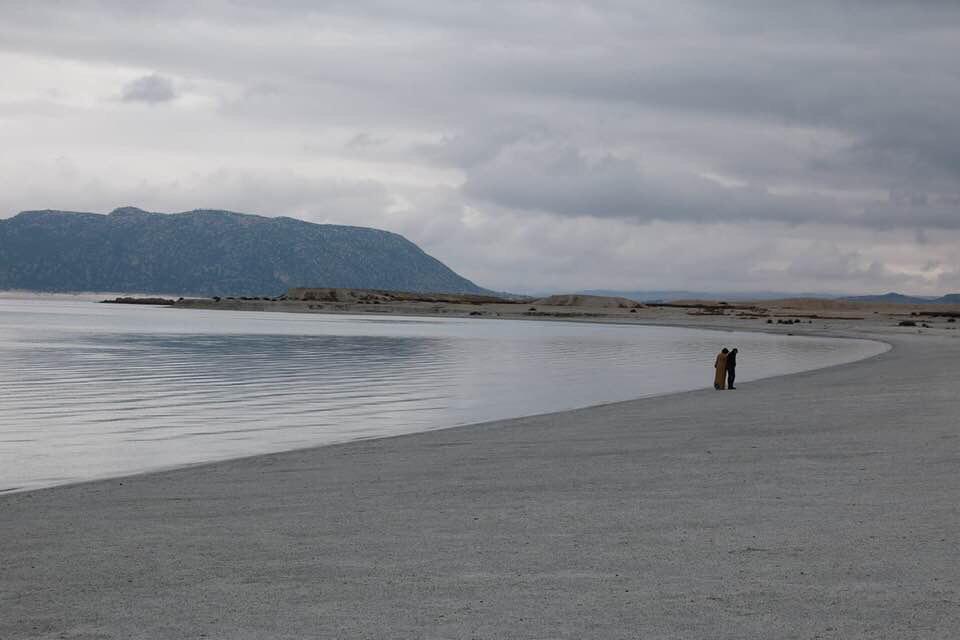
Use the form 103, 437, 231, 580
726, 348, 738, 390
714, 348, 728, 390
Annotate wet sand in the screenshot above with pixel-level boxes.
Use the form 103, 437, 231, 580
1, 326, 958, 638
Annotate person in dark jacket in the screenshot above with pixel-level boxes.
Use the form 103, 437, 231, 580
726, 348, 738, 389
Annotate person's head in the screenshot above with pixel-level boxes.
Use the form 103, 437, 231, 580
721, 348, 729, 354
731, 348, 738, 354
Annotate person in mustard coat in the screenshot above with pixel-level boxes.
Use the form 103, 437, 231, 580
714, 348, 729, 390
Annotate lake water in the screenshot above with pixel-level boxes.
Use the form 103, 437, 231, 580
0, 298, 888, 492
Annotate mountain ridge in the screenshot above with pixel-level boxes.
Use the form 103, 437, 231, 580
0, 206, 488, 297
578, 289, 838, 302
842, 292, 949, 304
578, 289, 960, 304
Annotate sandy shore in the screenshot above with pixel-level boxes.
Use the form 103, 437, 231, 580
1, 320, 958, 638
167, 288, 960, 335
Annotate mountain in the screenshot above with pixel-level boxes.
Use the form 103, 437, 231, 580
0, 207, 488, 297
844, 292, 941, 304
842, 292, 960, 305
581, 288, 960, 304
578, 289, 837, 302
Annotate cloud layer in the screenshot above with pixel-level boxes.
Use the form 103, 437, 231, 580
1, 1, 959, 294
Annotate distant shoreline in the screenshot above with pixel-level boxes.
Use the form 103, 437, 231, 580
89, 285, 960, 343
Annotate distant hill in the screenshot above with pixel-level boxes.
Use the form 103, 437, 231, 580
0, 207, 488, 297
843, 292, 949, 304
580, 288, 960, 305
578, 289, 836, 303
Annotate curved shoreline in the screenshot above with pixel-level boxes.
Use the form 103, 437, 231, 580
1, 327, 957, 638
0, 321, 890, 496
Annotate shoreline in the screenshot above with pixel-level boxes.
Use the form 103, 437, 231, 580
0, 300, 891, 495
1, 317, 956, 637
1, 326, 892, 499
161, 292, 960, 348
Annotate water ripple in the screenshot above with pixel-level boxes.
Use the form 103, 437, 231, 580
0, 299, 886, 491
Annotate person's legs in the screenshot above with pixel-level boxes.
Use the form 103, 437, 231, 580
727, 368, 736, 389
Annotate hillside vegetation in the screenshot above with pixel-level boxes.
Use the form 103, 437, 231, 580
0, 207, 487, 297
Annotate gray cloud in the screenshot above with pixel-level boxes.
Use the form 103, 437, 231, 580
344, 132, 387, 151
459, 143, 839, 225
2, 1, 960, 293
121, 73, 176, 103
456, 141, 960, 231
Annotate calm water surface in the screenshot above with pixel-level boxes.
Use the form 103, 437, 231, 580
0, 298, 887, 492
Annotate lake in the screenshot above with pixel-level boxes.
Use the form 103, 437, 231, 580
0, 298, 887, 492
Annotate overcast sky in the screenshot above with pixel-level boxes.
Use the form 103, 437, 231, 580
2, 1, 959, 294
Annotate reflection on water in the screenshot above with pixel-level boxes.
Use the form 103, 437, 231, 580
0, 299, 887, 491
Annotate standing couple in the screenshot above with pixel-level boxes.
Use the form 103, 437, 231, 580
713, 347, 738, 390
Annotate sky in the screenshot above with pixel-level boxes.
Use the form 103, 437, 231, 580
2, 1, 959, 295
